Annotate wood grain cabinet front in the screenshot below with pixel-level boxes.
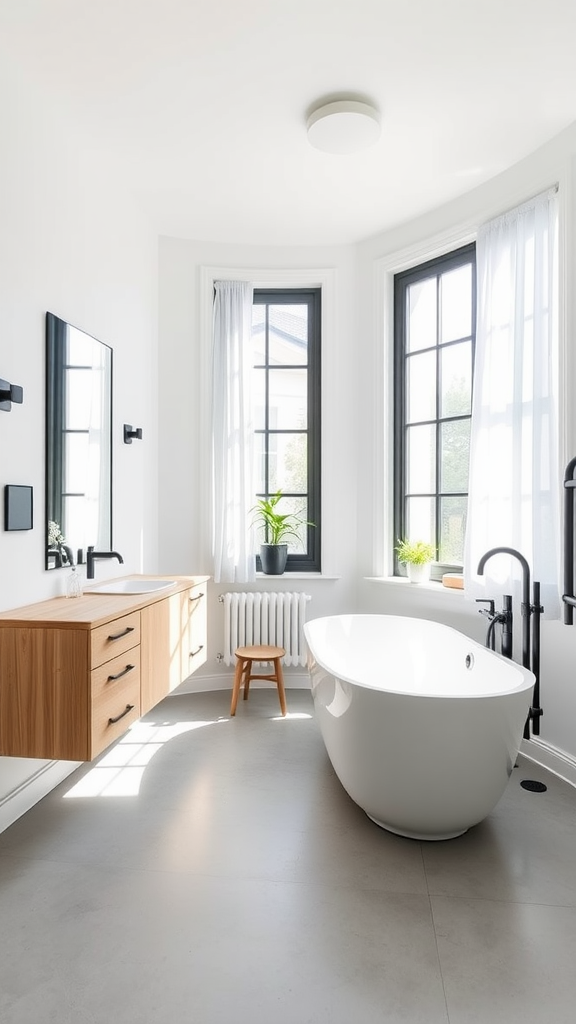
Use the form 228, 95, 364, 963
90, 620, 142, 757
91, 611, 141, 666
0, 625, 91, 761
187, 583, 208, 678
91, 646, 141, 756
140, 585, 207, 714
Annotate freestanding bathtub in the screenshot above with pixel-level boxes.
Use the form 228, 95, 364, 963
304, 614, 535, 840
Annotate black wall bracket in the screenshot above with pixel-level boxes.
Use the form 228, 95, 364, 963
123, 424, 143, 444
0, 378, 24, 412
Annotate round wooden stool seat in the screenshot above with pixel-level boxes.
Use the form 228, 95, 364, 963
230, 644, 287, 716
235, 644, 284, 660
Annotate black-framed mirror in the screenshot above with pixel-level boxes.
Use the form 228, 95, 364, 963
45, 312, 112, 569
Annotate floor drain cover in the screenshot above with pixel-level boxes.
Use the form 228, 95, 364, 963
520, 779, 547, 793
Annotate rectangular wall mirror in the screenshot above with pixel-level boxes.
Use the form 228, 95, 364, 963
45, 312, 113, 569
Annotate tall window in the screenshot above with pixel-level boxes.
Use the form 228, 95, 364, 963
251, 288, 321, 572
394, 244, 476, 578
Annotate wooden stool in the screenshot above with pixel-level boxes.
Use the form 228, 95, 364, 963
230, 644, 287, 716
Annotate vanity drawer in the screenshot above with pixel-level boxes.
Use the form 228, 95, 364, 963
91, 612, 141, 667
91, 646, 141, 702
187, 584, 207, 675
91, 675, 141, 758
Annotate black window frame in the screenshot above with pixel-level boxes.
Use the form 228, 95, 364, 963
393, 243, 476, 580
252, 287, 321, 573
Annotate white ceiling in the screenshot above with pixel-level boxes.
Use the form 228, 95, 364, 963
3, 0, 576, 245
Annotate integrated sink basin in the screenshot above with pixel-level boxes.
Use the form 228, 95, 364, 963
87, 579, 176, 595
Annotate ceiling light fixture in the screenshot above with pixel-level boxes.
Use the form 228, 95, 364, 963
306, 99, 381, 154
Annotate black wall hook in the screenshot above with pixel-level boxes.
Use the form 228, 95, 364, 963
0, 378, 24, 412
123, 424, 143, 444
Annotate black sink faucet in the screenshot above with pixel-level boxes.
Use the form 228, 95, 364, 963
86, 546, 124, 580
477, 546, 531, 669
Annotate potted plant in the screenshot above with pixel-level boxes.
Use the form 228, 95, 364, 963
250, 490, 313, 575
395, 538, 435, 583
47, 519, 74, 568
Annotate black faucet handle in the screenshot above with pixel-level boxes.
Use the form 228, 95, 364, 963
476, 598, 496, 617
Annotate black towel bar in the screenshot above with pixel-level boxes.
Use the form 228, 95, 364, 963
562, 456, 576, 624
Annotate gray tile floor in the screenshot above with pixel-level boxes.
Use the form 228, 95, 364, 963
1, 688, 575, 1023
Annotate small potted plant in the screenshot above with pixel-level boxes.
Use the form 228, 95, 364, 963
250, 490, 313, 574
47, 520, 74, 568
395, 538, 435, 584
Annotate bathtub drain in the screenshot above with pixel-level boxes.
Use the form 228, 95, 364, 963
520, 779, 547, 793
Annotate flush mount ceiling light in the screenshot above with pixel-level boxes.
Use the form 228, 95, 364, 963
306, 99, 381, 154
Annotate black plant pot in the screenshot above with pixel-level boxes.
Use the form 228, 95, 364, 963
260, 543, 288, 575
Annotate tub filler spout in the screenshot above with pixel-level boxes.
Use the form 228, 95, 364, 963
477, 547, 531, 670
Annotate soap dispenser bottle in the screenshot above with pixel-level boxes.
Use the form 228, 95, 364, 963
65, 565, 83, 599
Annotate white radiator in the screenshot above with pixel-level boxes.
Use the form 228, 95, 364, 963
221, 592, 311, 667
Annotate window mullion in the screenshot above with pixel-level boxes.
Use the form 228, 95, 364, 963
435, 274, 441, 562
264, 303, 270, 502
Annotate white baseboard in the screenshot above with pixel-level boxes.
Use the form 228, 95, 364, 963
0, 760, 80, 835
173, 672, 311, 694
520, 737, 576, 789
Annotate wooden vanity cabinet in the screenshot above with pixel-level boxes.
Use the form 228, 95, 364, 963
0, 576, 209, 761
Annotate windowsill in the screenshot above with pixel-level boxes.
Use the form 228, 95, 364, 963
364, 576, 467, 598
256, 572, 341, 580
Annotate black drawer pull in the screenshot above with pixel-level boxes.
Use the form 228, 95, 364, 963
190, 644, 204, 657
190, 592, 204, 602
107, 664, 135, 682
108, 704, 135, 724
107, 626, 135, 641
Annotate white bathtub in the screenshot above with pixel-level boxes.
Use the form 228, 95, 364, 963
304, 614, 535, 841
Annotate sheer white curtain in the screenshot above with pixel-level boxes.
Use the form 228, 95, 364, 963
211, 280, 256, 583
464, 188, 560, 617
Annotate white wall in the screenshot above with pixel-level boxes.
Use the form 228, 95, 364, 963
0, 50, 158, 821
356, 121, 576, 772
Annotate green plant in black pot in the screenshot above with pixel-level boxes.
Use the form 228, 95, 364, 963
250, 490, 314, 575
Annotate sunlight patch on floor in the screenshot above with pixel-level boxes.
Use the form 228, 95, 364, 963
271, 712, 313, 721
63, 719, 225, 798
